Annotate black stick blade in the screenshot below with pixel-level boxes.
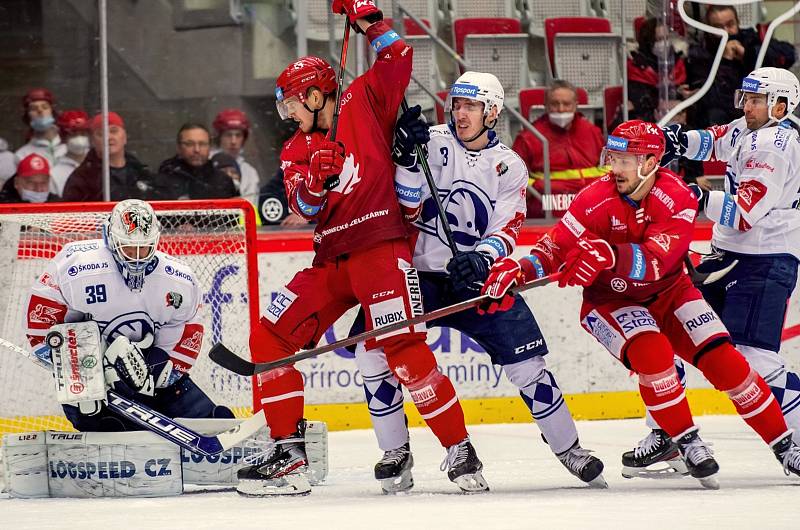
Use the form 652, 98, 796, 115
209, 343, 256, 376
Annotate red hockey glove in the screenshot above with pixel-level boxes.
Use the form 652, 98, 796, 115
478, 257, 523, 315
559, 237, 615, 288
331, 0, 381, 24
307, 141, 345, 194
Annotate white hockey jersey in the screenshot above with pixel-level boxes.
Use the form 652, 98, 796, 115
24, 240, 204, 375
684, 117, 800, 259
394, 125, 527, 272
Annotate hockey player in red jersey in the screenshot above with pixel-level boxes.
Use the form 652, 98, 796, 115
480, 120, 800, 488
235, 0, 484, 496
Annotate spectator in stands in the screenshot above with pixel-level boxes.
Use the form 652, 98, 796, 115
62, 112, 160, 202
257, 168, 310, 227
212, 108, 261, 206
511, 80, 605, 218
686, 4, 795, 126
15, 88, 65, 168
0, 137, 15, 187
50, 110, 90, 198
158, 124, 237, 200
628, 18, 692, 123
0, 153, 58, 203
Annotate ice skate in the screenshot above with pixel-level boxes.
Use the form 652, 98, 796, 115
557, 441, 607, 488
770, 431, 800, 477
236, 424, 311, 497
375, 441, 414, 494
621, 429, 688, 479
674, 427, 719, 490
440, 437, 489, 493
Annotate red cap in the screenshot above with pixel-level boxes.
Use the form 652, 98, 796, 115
213, 108, 251, 139
17, 154, 50, 178
90, 111, 125, 131
23, 88, 55, 108
57, 110, 90, 135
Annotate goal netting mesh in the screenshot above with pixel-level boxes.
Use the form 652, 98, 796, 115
0, 200, 259, 440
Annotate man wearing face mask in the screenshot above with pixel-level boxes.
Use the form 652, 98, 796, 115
511, 80, 605, 218
0, 153, 58, 203
15, 88, 66, 168
51, 110, 90, 198
687, 4, 795, 126
62, 112, 160, 202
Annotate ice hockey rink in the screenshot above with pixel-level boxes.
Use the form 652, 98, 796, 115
3, 415, 798, 530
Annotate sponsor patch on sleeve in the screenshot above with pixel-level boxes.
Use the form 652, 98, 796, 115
27, 295, 67, 330
560, 211, 586, 238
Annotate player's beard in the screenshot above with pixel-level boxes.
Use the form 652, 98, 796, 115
614, 172, 637, 195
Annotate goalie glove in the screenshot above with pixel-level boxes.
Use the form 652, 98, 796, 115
104, 334, 155, 396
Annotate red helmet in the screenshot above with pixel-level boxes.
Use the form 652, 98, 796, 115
213, 108, 251, 140
275, 56, 336, 119
606, 119, 666, 162
57, 109, 90, 135
23, 88, 55, 108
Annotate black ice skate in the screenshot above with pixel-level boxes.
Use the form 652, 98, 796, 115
236, 423, 311, 497
440, 437, 489, 493
674, 426, 719, 490
557, 441, 607, 488
375, 441, 414, 494
770, 431, 800, 477
621, 428, 688, 479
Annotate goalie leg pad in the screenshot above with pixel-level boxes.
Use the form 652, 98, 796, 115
2, 431, 49, 498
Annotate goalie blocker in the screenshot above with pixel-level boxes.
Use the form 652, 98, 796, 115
1, 419, 328, 498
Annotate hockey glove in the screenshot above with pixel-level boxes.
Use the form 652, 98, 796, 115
478, 257, 523, 315
392, 105, 430, 170
661, 124, 688, 164
331, 0, 382, 29
104, 334, 155, 396
447, 250, 494, 293
687, 183, 707, 212
559, 237, 615, 288
308, 140, 345, 194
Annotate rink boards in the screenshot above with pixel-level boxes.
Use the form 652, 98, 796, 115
256, 223, 800, 430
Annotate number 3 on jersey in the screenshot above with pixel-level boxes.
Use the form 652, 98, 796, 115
85, 284, 108, 304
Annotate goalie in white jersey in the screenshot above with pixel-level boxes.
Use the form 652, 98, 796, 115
23, 199, 233, 431
349, 72, 606, 493
623, 67, 800, 475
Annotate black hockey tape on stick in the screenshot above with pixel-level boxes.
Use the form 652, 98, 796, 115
323, 18, 352, 191
683, 255, 738, 287
0, 336, 265, 456
209, 272, 561, 376
401, 98, 458, 256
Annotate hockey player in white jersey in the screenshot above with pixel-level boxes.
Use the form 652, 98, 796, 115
23, 199, 233, 431
350, 72, 606, 493
623, 67, 800, 476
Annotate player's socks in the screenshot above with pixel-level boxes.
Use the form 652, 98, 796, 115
254, 366, 305, 438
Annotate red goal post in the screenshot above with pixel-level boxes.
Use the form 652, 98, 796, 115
0, 199, 260, 438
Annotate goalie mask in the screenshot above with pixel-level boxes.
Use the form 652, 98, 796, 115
103, 199, 161, 292
734, 67, 800, 125
444, 71, 504, 143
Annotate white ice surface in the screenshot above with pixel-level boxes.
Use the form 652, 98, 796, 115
3, 415, 799, 530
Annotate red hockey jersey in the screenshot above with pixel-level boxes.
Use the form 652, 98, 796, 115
523, 169, 699, 304
281, 21, 413, 265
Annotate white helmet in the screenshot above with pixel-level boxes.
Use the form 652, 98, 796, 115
103, 199, 161, 292
735, 67, 800, 123
444, 71, 505, 118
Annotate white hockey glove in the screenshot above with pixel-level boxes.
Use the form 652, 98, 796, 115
104, 334, 155, 396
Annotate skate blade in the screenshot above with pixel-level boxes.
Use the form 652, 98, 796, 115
380, 470, 414, 495
697, 474, 720, 490
587, 474, 608, 489
453, 470, 490, 493
236, 474, 312, 497
621, 459, 689, 480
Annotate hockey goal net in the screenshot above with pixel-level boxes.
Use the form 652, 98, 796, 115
0, 199, 259, 439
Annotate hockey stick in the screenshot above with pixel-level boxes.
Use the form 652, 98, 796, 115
0, 336, 266, 457
322, 18, 352, 191
401, 98, 458, 255
683, 255, 738, 287
210, 272, 560, 376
